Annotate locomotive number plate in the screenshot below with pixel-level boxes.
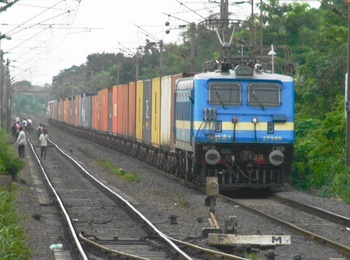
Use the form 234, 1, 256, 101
263, 136, 282, 141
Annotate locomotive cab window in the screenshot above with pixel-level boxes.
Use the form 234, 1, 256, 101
248, 83, 281, 108
208, 82, 241, 107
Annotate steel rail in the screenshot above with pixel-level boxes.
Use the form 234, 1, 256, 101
272, 194, 350, 227
79, 232, 149, 260
50, 140, 193, 260
219, 195, 350, 256
26, 137, 89, 260
168, 236, 249, 260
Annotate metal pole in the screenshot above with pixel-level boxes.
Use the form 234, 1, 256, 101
5, 59, 10, 133
250, 0, 255, 55
346, 3, 350, 165
159, 40, 163, 77
190, 23, 195, 72
0, 49, 3, 130
260, 0, 263, 58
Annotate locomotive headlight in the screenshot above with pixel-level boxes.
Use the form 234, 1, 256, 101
269, 150, 284, 166
205, 149, 221, 165
252, 117, 258, 124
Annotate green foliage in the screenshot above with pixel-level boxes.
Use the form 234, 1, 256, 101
176, 193, 191, 208
86, 71, 115, 93
332, 168, 350, 203
0, 190, 31, 259
96, 159, 139, 182
12, 95, 46, 117
242, 251, 257, 259
293, 96, 346, 194
0, 130, 24, 177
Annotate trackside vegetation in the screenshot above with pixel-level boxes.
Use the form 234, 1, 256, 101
96, 159, 139, 182
0, 130, 24, 178
0, 130, 30, 258
0, 189, 31, 259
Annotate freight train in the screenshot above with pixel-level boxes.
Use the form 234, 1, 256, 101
48, 60, 294, 192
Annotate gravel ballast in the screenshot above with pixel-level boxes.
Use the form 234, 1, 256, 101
14, 122, 350, 259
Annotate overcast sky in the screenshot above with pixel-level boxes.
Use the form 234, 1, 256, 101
0, 0, 317, 86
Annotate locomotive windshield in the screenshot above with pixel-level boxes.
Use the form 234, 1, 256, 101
248, 83, 281, 108
208, 82, 241, 107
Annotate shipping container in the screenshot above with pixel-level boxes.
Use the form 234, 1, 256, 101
108, 87, 113, 133
142, 79, 152, 145
99, 88, 109, 132
151, 77, 161, 147
48, 100, 57, 121
69, 97, 74, 125
135, 80, 143, 142
63, 98, 70, 124
128, 81, 136, 140
160, 75, 172, 150
74, 95, 79, 126
117, 84, 129, 137
57, 99, 63, 122
91, 94, 99, 130
111, 85, 118, 135
79, 93, 95, 128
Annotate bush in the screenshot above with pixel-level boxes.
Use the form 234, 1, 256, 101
0, 130, 24, 178
332, 168, 350, 204
0, 189, 31, 259
0, 131, 30, 258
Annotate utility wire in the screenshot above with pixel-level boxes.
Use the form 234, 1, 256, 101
6, 10, 73, 37
134, 23, 191, 61
175, 0, 207, 20
4, 0, 65, 36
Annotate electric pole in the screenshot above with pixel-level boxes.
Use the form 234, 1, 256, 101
0, 49, 3, 130
5, 59, 11, 133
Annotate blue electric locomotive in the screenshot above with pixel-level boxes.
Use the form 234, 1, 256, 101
174, 62, 294, 191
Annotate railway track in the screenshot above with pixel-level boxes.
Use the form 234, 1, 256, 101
26, 122, 248, 259
24, 118, 349, 259
219, 194, 350, 257
26, 126, 194, 259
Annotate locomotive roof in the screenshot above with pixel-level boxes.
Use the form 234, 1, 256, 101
194, 69, 293, 82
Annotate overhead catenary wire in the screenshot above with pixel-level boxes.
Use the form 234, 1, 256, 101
134, 23, 192, 61
1, 0, 83, 83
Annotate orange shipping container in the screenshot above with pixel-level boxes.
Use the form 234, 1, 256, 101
99, 88, 109, 132
63, 98, 70, 124
108, 87, 113, 133
74, 95, 79, 126
112, 85, 118, 135
117, 84, 129, 137
128, 82, 136, 140
91, 94, 100, 131
58, 99, 63, 122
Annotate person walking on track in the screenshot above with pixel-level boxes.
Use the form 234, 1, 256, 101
39, 128, 49, 159
16, 126, 26, 158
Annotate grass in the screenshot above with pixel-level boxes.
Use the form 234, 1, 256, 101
176, 193, 191, 208
0, 189, 31, 259
243, 251, 257, 259
95, 159, 139, 182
